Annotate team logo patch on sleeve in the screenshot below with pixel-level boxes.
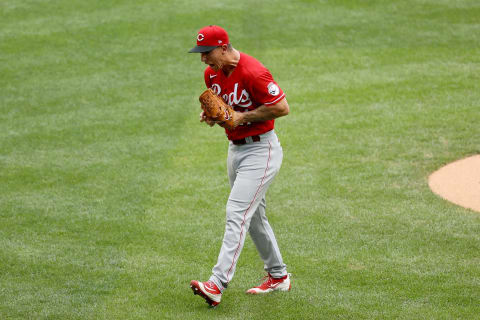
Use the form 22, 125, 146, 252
267, 82, 280, 96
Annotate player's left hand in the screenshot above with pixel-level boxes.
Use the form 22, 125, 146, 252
231, 111, 244, 129
217, 110, 243, 130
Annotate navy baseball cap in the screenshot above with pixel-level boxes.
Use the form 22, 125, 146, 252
188, 25, 229, 53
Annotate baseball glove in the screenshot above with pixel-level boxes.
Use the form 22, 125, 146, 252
199, 88, 235, 130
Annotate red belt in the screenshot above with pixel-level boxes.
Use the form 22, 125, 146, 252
231, 135, 261, 145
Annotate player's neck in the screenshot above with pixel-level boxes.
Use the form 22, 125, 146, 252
222, 49, 240, 77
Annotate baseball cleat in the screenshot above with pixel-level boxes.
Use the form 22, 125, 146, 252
246, 273, 291, 294
190, 280, 222, 307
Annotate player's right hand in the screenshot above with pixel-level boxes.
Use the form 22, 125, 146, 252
199, 111, 216, 127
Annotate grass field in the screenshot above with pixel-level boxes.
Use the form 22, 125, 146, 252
1, 0, 480, 319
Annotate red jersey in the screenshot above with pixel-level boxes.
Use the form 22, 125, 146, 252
204, 52, 285, 140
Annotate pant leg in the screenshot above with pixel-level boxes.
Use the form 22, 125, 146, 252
210, 136, 282, 291
249, 195, 287, 278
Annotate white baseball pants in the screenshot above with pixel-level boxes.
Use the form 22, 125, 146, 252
209, 130, 287, 291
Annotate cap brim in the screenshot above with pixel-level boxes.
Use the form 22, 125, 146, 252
188, 45, 218, 53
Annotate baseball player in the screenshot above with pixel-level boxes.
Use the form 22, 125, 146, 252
188, 25, 291, 307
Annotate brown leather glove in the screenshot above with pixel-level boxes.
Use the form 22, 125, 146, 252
199, 89, 235, 130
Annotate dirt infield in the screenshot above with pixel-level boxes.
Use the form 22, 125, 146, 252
428, 155, 480, 213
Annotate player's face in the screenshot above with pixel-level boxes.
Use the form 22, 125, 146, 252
201, 47, 222, 71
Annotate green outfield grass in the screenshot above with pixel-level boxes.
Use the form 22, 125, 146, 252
1, 0, 479, 319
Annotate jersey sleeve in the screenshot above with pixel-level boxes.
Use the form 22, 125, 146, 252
246, 70, 285, 106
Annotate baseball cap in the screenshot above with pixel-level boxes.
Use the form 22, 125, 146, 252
188, 25, 229, 53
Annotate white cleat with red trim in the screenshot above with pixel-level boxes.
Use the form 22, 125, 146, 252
246, 273, 291, 294
190, 280, 222, 307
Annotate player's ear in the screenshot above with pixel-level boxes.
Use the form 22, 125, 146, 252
220, 44, 229, 53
